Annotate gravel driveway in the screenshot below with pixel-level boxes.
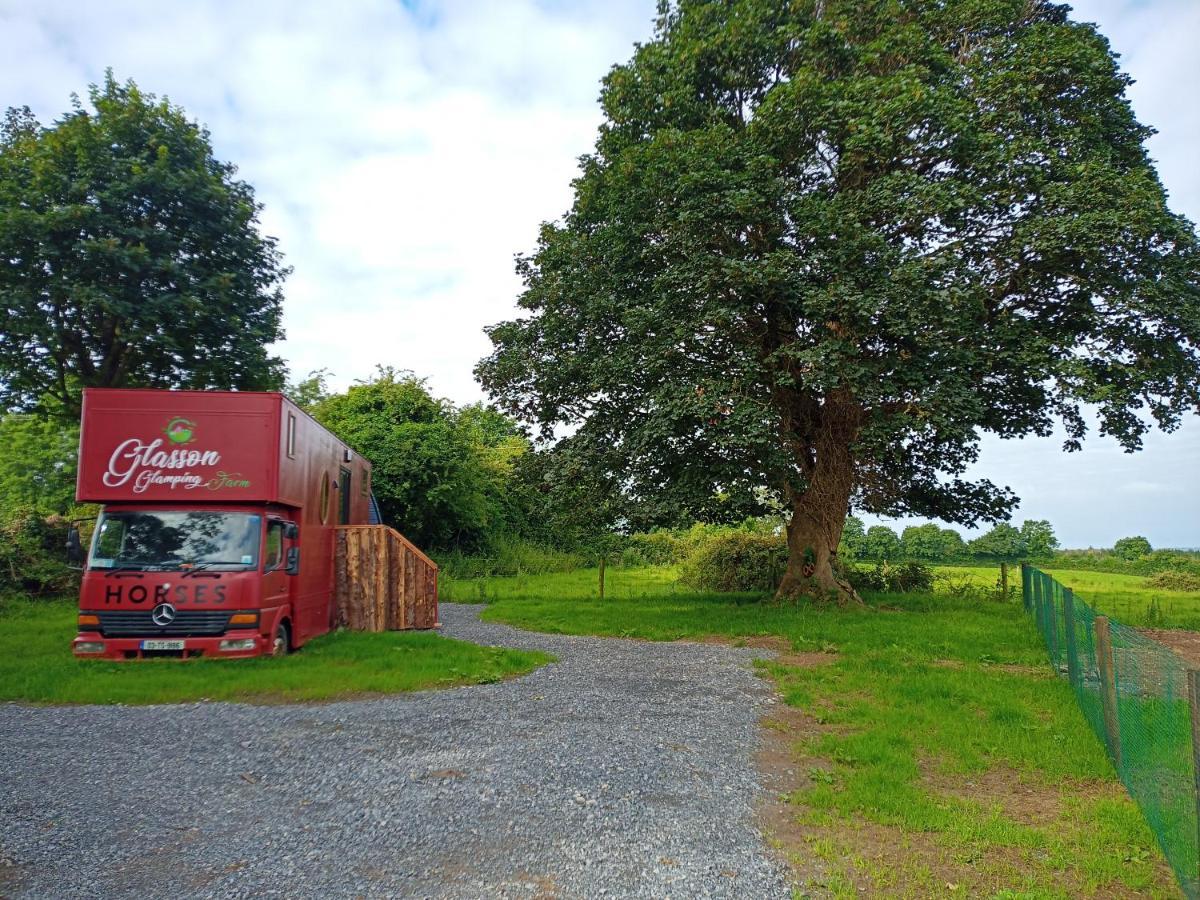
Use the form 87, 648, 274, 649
0, 604, 792, 899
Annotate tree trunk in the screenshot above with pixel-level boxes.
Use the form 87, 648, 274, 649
776, 394, 862, 605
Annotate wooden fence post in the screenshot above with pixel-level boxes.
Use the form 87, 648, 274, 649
1095, 615, 1123, 771
1063, 588, 1080, 688
1187, 669, 1200, 890
598, 556, 606, 600
1000, 562, 1008, 601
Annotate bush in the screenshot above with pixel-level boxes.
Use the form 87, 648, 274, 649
678, 532, 787, 593
1144, 571, 1200, 592
1050, 548, 1200, 577
434, 536, 585, 579
845, 560, 935, 594
624, 530, 690, 567
0, 509, 80, 595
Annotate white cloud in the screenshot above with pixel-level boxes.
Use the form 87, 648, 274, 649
1, 0, 1195, 547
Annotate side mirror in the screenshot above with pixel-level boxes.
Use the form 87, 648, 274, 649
285, 546, 300, 576
283, 522, 299, 540
66, 527, 84, 566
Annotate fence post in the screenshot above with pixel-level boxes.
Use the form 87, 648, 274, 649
1046, 579, 1059, 663
1094, 615, 1123, 771
1063, 588, 1080, 688
1000, 562, 1009, 601
598, 556, 606, 600
1033, 570, 1044, 633
1187, 670, 1200, 891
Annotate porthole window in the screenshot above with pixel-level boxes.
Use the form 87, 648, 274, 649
319, 472, 331, 523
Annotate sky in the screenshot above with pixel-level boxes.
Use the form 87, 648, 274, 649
1, 0, 1197, 548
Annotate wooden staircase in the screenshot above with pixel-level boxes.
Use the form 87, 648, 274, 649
334, 525, 439, 631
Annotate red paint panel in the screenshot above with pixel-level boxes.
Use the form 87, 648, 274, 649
77, 389, 281, 503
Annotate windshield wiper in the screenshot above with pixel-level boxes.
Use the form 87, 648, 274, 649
180, 561, 252, 577
102, 564, 148, 577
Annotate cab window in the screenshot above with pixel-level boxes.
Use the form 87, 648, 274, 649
264, 521, 285, 570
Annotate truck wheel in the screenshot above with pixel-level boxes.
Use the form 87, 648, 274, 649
271, 622, 290, 657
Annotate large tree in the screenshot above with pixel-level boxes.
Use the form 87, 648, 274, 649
478, 0, 1200, 601
0, 73, 287, 416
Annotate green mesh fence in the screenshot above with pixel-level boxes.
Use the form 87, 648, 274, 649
1022, 565, 1198, 898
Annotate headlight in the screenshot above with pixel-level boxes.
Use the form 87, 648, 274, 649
74, 642, 105, 654
219, 638, 257, 651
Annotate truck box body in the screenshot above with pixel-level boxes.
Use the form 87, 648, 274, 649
73, 388, 373, 659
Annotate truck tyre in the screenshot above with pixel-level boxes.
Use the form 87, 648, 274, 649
271, 622, 290, 657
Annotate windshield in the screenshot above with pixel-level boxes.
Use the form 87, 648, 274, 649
89, 511, 262, 571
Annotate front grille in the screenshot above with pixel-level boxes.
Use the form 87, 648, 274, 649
96, 610, 233, 637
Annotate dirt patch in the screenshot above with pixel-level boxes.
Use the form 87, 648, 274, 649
688, 634, 839, 669
932, 658, 1051, 677
919, 763, 1123, 828
511, 870, 558, 899
1140, 628, 1200, 670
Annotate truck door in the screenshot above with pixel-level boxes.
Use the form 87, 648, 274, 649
261, 518, 294, 638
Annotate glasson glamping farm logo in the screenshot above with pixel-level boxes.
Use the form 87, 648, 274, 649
102, 417, 251, 493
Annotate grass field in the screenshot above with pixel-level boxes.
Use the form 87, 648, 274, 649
931, 565, 1200, 630
444, 566, 1180, 898
0, 595, 551, 705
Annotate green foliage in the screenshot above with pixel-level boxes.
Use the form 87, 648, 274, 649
284, 368, 333, 412
678, 531, 787, 593
845, 560, 935, 594
313, 367, 529, 551
863, 525, 901, 560
0, 73, 287, 416
0, 595, 551, 705
0, 413, 79, 514
1020, 519, 1059, 558
838, 515, 866, 560
433, 536, 585, 580
1052, 548, 1200, 577
479, 0, 1200, 590
0, 510, 78, 595
1144, 571, 1200, 592
1113, 535, 1153, 561
968, 522, 1025, 560
900, 523, 966, 562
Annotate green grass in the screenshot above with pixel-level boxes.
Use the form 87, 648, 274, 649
445, 565, 1180, 897
932, 565, 1200, 630
0, 595, 551, 705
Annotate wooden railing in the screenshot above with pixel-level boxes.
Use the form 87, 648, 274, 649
334, 526, 439, 631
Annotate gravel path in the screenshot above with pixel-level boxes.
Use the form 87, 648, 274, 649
0, 604, 792, 899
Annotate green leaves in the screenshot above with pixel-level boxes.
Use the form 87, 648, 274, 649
479, 0, 1200, 536
312, 369, 530, 551
0, 72, 287, 416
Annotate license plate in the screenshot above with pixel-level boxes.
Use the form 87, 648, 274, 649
140, 639, 185, 651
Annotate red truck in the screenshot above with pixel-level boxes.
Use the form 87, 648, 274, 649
71, 388, 374, 659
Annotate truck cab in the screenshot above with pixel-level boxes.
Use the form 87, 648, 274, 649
74, 504, 299, 658
71, 388, 372, 660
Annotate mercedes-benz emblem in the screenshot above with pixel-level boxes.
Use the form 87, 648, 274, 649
151, 603, 177, 627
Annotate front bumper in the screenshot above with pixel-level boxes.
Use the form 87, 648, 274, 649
72, 629, 269, 660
